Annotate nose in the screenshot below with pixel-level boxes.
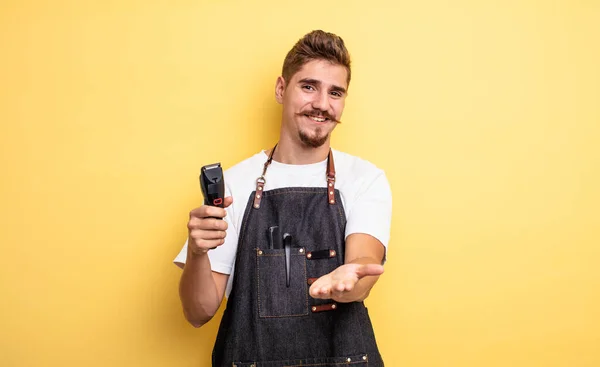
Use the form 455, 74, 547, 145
311, 89, 329, 112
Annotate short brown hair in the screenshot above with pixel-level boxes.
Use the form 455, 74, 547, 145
282, 30, 351, 86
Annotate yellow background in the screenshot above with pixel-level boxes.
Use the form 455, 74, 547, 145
1, 1, 599, 366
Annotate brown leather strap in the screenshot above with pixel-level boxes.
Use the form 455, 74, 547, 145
262, 143, 277, 177
253, 144, 277, 209
311, 303, 337, 312
306, 249, 336, 260
307, 277, 318, 285
326, 149, 336, 205
327, 149, 335, 178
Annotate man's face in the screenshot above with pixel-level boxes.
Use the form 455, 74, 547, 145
276, 59, 348, 148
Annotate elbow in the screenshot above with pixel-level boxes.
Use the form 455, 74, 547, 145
185, 313, 212, 328
355, 290, 371, 303
188, 319, 208, 328
183, 308, 215, 328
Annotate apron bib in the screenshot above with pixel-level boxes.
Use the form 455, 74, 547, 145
212, 146, 384, 366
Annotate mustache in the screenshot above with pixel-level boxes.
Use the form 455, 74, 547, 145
295, 110, 341, 124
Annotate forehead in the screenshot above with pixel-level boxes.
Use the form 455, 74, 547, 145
291, 59, 349, 89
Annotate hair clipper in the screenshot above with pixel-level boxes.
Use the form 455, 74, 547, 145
200, 163, 225, 208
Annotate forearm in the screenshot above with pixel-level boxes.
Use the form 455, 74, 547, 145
332, 257, 381, 303
178, 249, 221, 327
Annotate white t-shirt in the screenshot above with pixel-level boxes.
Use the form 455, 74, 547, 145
174, 149, 392, 298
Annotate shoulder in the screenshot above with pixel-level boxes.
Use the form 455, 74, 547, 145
332, 148, 391, 204
332, 149, 387, 182
223, 151, 266, 182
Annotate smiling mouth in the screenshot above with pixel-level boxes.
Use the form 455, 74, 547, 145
305, 114, 329, 123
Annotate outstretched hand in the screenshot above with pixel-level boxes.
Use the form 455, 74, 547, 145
309, 263, 384, 302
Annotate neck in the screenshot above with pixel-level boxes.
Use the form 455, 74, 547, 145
269, 134, 331, 165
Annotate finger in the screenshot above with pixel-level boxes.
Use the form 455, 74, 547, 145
319, 285, 331, 295
188, 216, 225, 231
192, 229, 226, 240
189, 205, 228, 220
331, 289, 346, 300
310, 284, 325, 298
310, 284, 329, 298
190, 238, 225, 252
197, 218, 228, 231
355, 264, 384, 279
309, 286, 319, 298
189, 207, 204, 219
189, 230, 226, 243
203, 205, 229, 219
223, 196, 233, 208
342, 279, 355, 292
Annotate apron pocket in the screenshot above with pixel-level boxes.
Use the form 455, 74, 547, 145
233, 353, 370, 366
256, 247, 308, 318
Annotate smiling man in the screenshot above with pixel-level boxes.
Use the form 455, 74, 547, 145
174, 30, 392, 367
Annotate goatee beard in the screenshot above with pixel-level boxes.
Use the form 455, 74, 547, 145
299, 128, 329, 148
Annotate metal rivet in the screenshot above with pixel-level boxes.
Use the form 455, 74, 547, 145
331, 304, 337, 309
330, 250, 336, 257
363, 355, 367, 360
254, 204, 259, 208
258, 250, 263, 255
307, 253, 312, 259
330, 200, 334, 204
312, 306, 317, 312
346, 357, 351, 362
329, 191, 333, 195
250, 364, 255, 367
258, 186, 263, 190
299, 248, 304, 253
329, 183, 333, 187
256, 194, 261, 199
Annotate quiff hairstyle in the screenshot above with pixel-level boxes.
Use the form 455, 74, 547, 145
281, 30, 351, 87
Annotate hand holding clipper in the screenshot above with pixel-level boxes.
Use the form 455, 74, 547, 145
187, 163, 232, 255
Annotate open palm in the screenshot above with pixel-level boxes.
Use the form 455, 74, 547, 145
309, 263, 384, 301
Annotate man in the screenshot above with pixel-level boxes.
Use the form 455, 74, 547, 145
174, 30, 392, 367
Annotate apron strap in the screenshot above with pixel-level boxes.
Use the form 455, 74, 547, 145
326, 149, 336, 204
252, 144, 277, 209
253, 144, 336, 209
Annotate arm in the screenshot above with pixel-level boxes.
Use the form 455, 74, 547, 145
178, 254, 229, 327
309, 233, 385, 303
310, 168, 392, 303
178, 197, 232, 327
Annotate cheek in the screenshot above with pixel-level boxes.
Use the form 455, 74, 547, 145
285, 93, 311, 111
332, 101, 345, 116
301, 94, 313, 106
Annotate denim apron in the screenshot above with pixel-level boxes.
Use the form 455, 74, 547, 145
212, 146, 384, 366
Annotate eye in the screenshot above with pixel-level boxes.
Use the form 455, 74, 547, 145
330, 91, 342, 97
302, 85, 316, 91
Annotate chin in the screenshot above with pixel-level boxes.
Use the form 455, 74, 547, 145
299, 131, 329, 148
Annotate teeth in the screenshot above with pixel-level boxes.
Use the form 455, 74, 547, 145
308, 115, 326, 122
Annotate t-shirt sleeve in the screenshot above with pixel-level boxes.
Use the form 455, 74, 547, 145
344, 170, 392, 260
172, 181, 239, 275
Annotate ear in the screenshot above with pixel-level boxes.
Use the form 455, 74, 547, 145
275, 76, 286, 104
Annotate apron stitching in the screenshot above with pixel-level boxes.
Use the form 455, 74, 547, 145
303, 246, 309, 312
257, 251, 309, 318
261, 189, 332, 196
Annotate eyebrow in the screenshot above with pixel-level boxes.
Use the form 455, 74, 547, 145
298, 78, 347, 94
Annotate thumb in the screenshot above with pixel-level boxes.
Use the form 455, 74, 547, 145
355, 264, 384, 279
223, 196, 234, 208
